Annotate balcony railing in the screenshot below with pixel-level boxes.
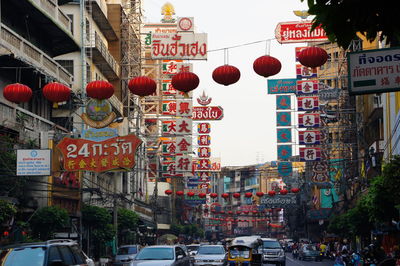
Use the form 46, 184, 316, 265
0, 24, 73, 85
86, 31, 120, 80
0, 100, 69, 143
30, 0, 73, 35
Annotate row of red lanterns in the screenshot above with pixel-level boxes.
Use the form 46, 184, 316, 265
164, 188, 300, 197
210, 217, 270, 222
205, 223, 283, 228
207, 208, 282, 215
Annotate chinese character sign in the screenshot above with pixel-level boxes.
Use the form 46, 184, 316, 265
176, 100, 193, 117
162, 120, 176, 135
161, 80, 177, 95
197, 123, 211, 134
176, 118, 192, 135
198, 159, 211, 170
278, 162, 293, 177
198, 135, 211, 146
176, 136, 192, 153
277, 128, 292, 143
276, 95, 291, 110
56, 135, 142, 173
162, 101, 177, 115
162, 140, 176, 155
277, 145, 292, 160
296, 80, 319, 95
162, 60, 193, 76
298, 113, 320, 128
277, 112, 292, 127
297, 96, 319, 111
299, 130, 321, 145
198, 147, 211, 158
300, 147, 321, 161
176, 155, 192, 172
296, 64, 317, 79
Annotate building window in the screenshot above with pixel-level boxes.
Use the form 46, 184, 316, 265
86, 63, 91, 82
85, 19, 90, 42
67, 14, 74, 35
56, 60, 74, 76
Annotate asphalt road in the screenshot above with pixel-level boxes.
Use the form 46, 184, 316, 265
263, 253, 334, 266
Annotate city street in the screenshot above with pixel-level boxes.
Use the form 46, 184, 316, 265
263, 253, 334, 266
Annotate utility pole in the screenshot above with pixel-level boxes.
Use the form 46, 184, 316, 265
113, 175, 118, 249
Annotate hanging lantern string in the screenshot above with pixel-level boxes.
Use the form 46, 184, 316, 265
207, 38, 276, 52
224, 48, 229, 65
265, 39, 271, 55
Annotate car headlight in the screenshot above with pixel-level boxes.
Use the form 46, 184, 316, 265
278, 251, 284, 256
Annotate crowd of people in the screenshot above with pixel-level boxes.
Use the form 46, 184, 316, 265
286, 239, 400, 266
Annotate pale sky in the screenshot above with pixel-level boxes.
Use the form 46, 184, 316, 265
143, 0, 309, 166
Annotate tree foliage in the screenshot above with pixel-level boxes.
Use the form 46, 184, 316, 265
303, 0, 400, 48
29, 206, 69, 240
0, 200, 17, 225
117, 208, 139, 232
81, 205, 115, 242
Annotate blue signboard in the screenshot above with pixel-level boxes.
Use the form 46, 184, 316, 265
276, 112, 291, 127
82, 127, 118, 141
278, 162, 292, 177
277, 145, 292, 161
268, 79, 297, 94
277, 128, 292, 143
276, 95, 291, 110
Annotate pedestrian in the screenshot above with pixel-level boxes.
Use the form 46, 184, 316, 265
334, 252, 345, 266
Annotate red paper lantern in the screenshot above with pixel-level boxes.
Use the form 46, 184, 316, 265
236, 211, 241, 215
187, 191, 195, 197
86, 80, 114, 99
291, 188, 300, 193
220, 211, 225, 214
198, 193, 206, 198
221, 193, 229, 199
280, 189, 288, 195
210, 193, 218, 198
252, 210, 258, 214
165, 189, 173, 195
171, 71, 199, 93
42, 82, 71, 102
233, 193, 241, 199
298, 47, 328, 68
228, 211, 233, 214
253, 55, 282, 77
3, 83, 32, 103
256, 191, 264, 197
204, 209, 209, 213
212, 65, 241, 86
244, 192, 253, 198
268, 191, 276, 197
243, 211, 249, 214
176, 191, 184, 196
128, 76, 157, 96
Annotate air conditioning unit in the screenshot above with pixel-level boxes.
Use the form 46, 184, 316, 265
373, 94, 383, 108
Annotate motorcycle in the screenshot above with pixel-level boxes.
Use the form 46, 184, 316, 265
292, 249, 299, 259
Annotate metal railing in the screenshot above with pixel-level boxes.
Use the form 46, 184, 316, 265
92, 31, 120, 76
0, 24, 73, 85
31, 0, 73, 35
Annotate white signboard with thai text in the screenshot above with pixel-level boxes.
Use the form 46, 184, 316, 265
348, 47, 400, 94
17, 149, 51, 176
151, 33, 207, 60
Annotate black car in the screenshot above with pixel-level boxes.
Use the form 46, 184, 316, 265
0, 239, 92, 266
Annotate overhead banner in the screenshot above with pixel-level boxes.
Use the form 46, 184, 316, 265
151, 33, 207, 60
260, 195, 297, 207
277, 162, 293, 177
276, 95, 291, 110
267, 79, 297, 94
275, 21, 328, 43
348, 47, 400, 95
277, 145, 292, 160
57, 135, 142, 173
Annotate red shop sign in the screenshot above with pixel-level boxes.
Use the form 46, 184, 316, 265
192, 106, 223, 120
275, 21, 328, 44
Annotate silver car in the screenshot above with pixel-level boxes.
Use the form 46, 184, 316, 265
131, 245, 190, 266
260, 238, 286, 266
114, 245, 141, 265
193, 245, 227, 266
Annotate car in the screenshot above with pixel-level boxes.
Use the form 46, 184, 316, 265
298, 244, 323, 261
131, 245, 190, 266
187, 244, 200, 257
0, 239, 92, 266
193, 244, 227, 266
114, 244, 141, 265
260, 238, 286, 266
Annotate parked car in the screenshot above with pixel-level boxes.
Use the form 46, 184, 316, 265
193, 244, 227, 266
131, 245, 190, 266
298, 244, 323, 261
114, 245, 141, 265
0, 239, 92, 266
260, 238, 286, 266
187, 244, 200, 257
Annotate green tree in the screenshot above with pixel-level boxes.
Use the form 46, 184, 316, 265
29, 206, 69, 240
302, 0, 400, 48
118, 208, 139, 232
82, 205, 115, 242
170, 223, 183, 235
0, 200, 17, 225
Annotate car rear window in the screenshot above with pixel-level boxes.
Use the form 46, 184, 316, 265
0, 247, 46, 266
263, 240, 282, 249
118, 246, 138, 255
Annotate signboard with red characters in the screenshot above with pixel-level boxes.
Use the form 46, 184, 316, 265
198, 135, 211, 146
198, 147, 211, 158
192, 106, 223, 120
297, 96, 319, 111
298, 113, 320, 128
299, 130, 321, 145
198, 123, 211, 133
299, 147, 321, 161
275, 21, 328, 43
297, 80, 319, 95
57, 135, 142, 173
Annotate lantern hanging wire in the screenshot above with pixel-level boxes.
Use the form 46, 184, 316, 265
265, 39, 271, 55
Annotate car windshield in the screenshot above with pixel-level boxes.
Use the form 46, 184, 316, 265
305, 245, 317, 251
198, 246, 225, 255
187, 246, 199, 252
0, 247, 46, 266
263, 241, 281, 249
117, 246, 137, 255
230, 247, 250, 259
135, 247, 174, 260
